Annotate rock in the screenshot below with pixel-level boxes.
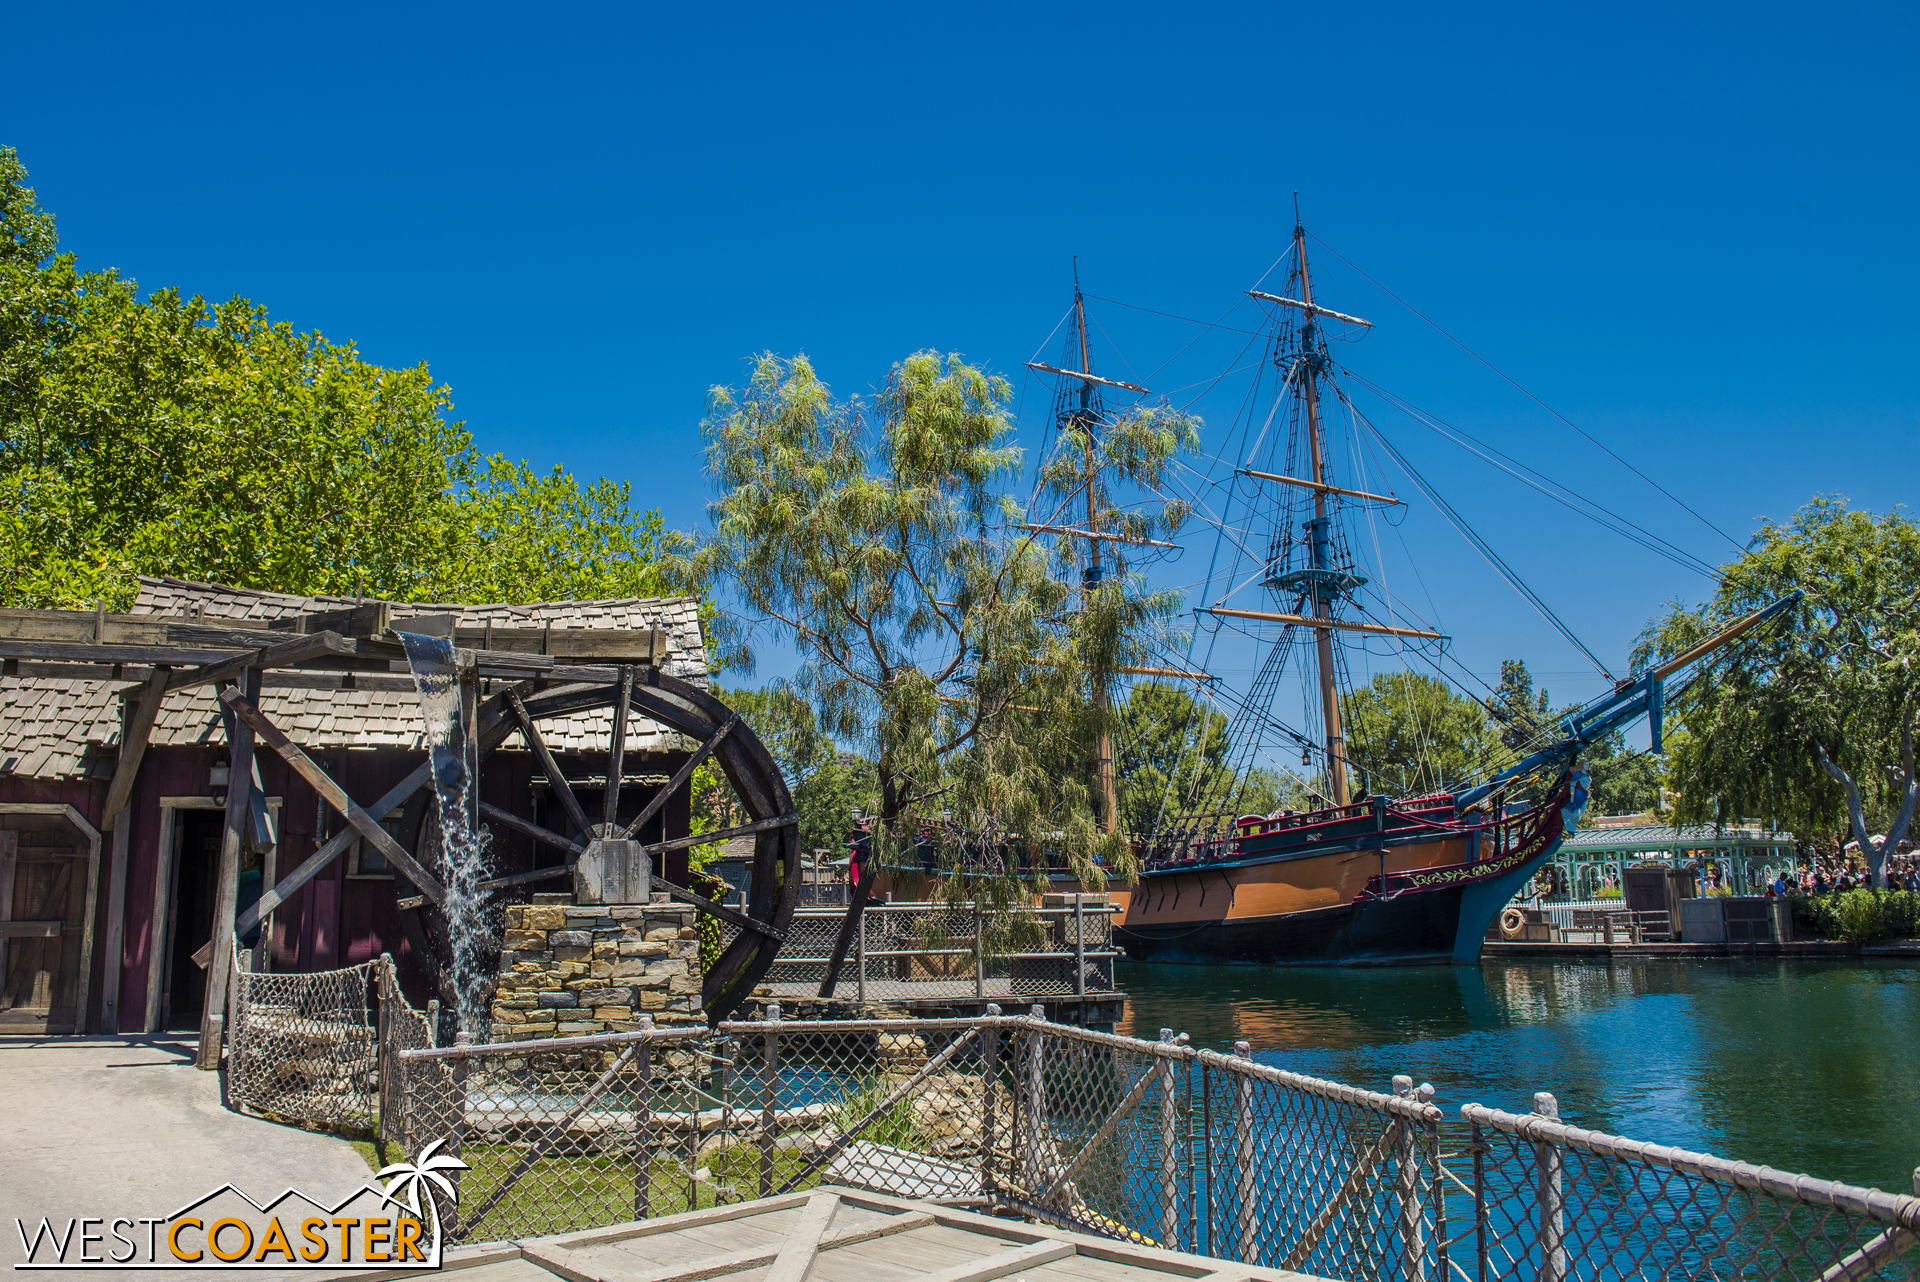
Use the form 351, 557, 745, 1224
679, 926, 699, 940
593, 1006, 634, 1021
619, 940, 670, 957
523, 906, 568, 931
577, 987, 636, 1005
503, 929, 547, 952
553, 946, 590, 962
538, 992, 578, 1008
550, 930, 593, 948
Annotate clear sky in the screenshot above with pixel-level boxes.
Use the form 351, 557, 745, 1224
6, 2, 1916, 726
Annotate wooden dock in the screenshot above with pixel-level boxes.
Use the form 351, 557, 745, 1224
1482, 939, 1871, 960
340, 1187, 1333, 1282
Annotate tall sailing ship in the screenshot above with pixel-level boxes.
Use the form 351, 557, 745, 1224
1024, 217, 1794, 966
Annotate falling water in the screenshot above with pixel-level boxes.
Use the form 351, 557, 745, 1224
397, 631, 495, 1039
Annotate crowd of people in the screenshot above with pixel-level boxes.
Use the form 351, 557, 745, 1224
1768, 852, 1918, 896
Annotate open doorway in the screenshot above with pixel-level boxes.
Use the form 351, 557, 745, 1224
160, 811, 265, 1031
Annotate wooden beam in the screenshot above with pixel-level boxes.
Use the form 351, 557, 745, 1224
911, 1241, 1077, 1282
102, 820, 129, 1032
1237, 467, 1401, 506
1024, 361, 1149, 395
0, 920, 59, 938
169, 631, 352, 691
1114, 665, 1217, 681
102, 667, 171, 831
508, 689, 595, 840
213, 761, 436, 959
1246, 289, 1374, 328
0, 640, 239, 666
620, 714, 739, 841
1013, 523, 1178, 549
220, 688, 447, 904
197, 671, 258, 1070
764, 1191, 840, 1282
1200, 606, 1443, 641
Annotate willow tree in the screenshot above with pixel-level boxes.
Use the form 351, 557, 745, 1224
1639, 498, 1919, 885
684, 350, 1195, 992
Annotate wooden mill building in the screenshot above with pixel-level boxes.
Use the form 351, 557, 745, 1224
0, 577, 710, 1037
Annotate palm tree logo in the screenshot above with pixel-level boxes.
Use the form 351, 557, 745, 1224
377, 1138, 470, 1260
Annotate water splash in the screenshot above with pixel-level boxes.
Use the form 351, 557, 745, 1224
397, 631, 495, 1038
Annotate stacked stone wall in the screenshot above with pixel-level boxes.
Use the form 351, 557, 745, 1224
489, 892, 703, 1040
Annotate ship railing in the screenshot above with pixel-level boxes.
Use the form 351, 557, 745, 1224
373, 1002, 1920, 1282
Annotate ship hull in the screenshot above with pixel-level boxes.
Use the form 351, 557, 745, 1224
1102, 783, 1575, 967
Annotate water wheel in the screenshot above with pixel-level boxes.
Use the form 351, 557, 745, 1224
391, 667, 797, 1025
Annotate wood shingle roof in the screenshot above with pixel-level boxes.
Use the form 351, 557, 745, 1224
0, 577, 709, 778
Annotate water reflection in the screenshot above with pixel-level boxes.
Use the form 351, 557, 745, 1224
1116, 957, 1920, 1192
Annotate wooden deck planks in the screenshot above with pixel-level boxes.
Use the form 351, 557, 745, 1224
421, 1188, 1337, 1282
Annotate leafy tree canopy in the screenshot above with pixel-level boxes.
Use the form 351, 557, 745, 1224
1636, 497, 1920, 884
679, 350, 1198, 920
1342, 670, 1502, 797
0, 146, 678, 608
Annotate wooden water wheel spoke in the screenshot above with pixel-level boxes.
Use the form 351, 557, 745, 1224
603, 667, 631, 832
478, 801, 584, 856
619, 713, 740, 841
508, 687, 595, 840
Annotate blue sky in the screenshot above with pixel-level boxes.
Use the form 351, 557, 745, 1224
6, 2, 1916, 736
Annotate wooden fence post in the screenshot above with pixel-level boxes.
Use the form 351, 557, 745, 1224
760, 1003, 781, 1198
633, 1015, 655, 1220
1532, 1091, 1565, 1282
980, 1003, 1001, 1201
1394, 1074, 1427, 1282
443, 1032, 471, 1240
974, 902, 986, 1001
1158, 1028, 1179, 1248
1234, 1040, 1256, 1263
1024, 1005, 1047, 1194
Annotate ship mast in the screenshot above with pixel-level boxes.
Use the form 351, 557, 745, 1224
1074, 279, 1123, 834
1293, 222, 1351, 806
1025, 265, 1156, 836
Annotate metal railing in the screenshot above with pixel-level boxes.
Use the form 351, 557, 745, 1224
723, 900, 1119, 1002
377, 1006, 1920, 1281
1462, 1095, 1920, 1282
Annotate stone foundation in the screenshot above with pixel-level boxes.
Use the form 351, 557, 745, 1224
489, 892, 703, 1040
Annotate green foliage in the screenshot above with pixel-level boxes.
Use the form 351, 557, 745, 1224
1341, 671, 1502, 796
1584, 730, 1664, 816
696, 683, 878, 860
1637, 498, 1920, 883
1488, 658, 1556, 754
0, 146, 680, 609
1790, 889, 1920, 945
681, 351, 1199, 903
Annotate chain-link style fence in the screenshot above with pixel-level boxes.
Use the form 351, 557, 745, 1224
1462, 1098, 1920, 1282
723, 901, 1117, 1002
227, 953, 1920, 1282
225, 944, 380, 1129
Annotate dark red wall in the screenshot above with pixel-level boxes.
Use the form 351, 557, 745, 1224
1, 741, 692, 1034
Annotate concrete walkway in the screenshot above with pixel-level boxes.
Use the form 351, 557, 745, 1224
0, 1034, 376, 1275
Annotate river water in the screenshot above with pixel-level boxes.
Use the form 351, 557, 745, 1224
1115, 957, 1920, 1195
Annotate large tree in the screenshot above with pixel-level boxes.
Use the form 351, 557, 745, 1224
1341, 671, 1502, 797
683, 351, 1194, 990
1639, 498, 1920, 885
0, 146, 678, 608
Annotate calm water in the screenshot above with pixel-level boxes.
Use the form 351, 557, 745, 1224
1115, 957, 1920, 1194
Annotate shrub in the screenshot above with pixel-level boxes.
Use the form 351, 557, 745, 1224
1787, 889, 1920, 944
